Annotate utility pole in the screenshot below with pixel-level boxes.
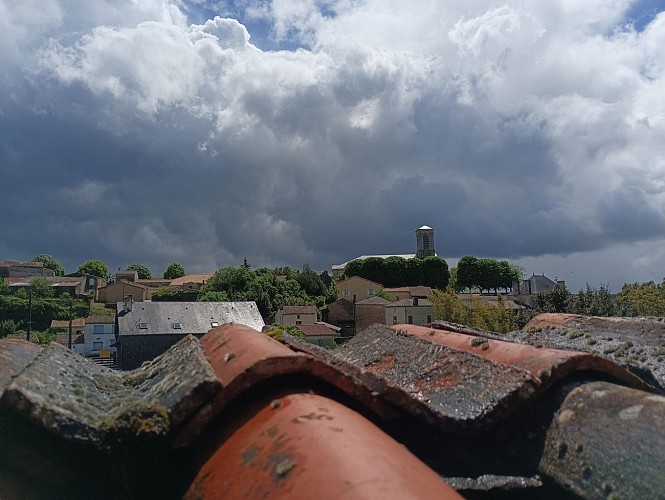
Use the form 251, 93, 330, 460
26, 288, 32, 342
68, 295, 73, 349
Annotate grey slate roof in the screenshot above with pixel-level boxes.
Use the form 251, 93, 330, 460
116, 301, 264, 336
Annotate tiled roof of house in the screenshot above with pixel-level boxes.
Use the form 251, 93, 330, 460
390, 298, 433, 307
85, 316, 116, 324
169, 274, 214, 286
1, 318, 664, 498
295, 324, 338, 337
384, 286, 433, 297
50, 319, 86, 329
279, 305, 317, 315
356, 297, 392, 306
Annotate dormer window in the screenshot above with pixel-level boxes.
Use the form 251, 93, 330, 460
139, 323, 148, 329
211, 321, 219, 328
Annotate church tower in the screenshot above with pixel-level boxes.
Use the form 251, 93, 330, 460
415, 225, 435, 258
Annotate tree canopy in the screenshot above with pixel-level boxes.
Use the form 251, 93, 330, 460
127, 263, 152, 279
33, 254, 65, 276
343, 256, 449, 289
456, 256, 521, 293
77, 260, 108, 279
163, 262, 185, 280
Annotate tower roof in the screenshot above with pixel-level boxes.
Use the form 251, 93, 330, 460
417, 225, 433, 230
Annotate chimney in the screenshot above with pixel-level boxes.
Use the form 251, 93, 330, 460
124, 295, 133, 313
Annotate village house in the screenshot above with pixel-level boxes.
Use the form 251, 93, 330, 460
386, 298, 433, 327
0, 261, 55, 278
295, 323, 340, 349
274, 305, 317, 326
355, 297, 392, 333
336, 276, 384, 302
383, 286, 433, 301
115, 299, 264, 369
324, 298, 355, 337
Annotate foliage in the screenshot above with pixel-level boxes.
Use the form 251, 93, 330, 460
296, 264, 326, 297
457, 256, 519, 293
35, 330, 58, 345
535, 283, 571, 313
90, 302, 115, 316
0, 319, 17, 337
33, 254, 65, 276
163, 262, 186, 280
127, 263, 152, 279
430, 288, 520, 333
374, 288, 392, 301
568, 283, 614, 316
78, 260, 109, 279
614, 281, 665, 317
342, 256, 449, 289
29, 277, 55, 298
151, 286, 181, 302
0, 279, 10, 295
269, 324, 305, 341
0, 295, 89, 331
197, 267, 310, 318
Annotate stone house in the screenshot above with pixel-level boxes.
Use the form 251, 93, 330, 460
383, 286, 433, 301
295, 323, 340, 349
274, 305, 317, 326
355, 297, 392, 333
385, 298, 433, 327
324, 299, 355, 337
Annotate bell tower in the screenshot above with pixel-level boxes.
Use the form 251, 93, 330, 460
416, 225, 435, 258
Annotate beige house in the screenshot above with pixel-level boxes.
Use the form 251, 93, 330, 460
386, 298, 433, 327
169, 274, 214, 293
274, 305, 317, 326
96, 280, 152, 304
296, 323, 340, 349
355, 297, 392, 333
337, 276, 383, 302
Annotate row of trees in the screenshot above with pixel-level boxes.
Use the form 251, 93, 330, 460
535, 280, 665, 317
29, 254, 187, 281
455, 256, 523, 293
344, 256, 450, 289
152, 263, 339, 319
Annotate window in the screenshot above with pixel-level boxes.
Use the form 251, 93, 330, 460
93, 341, 103, 351
93, 324, 104, 334
139, 323, 148, 329
423, 235, 430, 249
427, 315, 432, 324
368, 289, 375, 296
407, 315, 413, 324
211, 321, 219, 328
392, 315, 398, 325
296, 320, 302, 325
297, 314, 301, 320
88, 277, 95, 286
343, 289, 350, 297
172, 322, 182, 330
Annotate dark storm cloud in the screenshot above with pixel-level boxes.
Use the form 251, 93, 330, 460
1, 0, 665, 289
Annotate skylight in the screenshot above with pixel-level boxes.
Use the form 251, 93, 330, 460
139, 323, 148, 329
172, 322, 182, 330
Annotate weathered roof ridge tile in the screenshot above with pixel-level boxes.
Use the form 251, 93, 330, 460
0, 335, 220, 445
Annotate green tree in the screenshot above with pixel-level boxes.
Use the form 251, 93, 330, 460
29, 277, 55, 298
535, 283, 571, 313
151, 286, 180, 302
33, 254, 65, 276
374, 288, 392, 300
78, 260, 109, 279
614, 281, 665, 317
421, 256, 449, 289
569, 284, 614, 316
383, 257, 409, 287
296, 264, 326, 297
343, 259, 364, 279
0, 279, 10, 296
163, 262, 185, 280
457, 256, 480, 292
127, 263, 152, 279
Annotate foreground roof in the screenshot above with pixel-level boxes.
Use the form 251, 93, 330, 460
1, 320, 663, 498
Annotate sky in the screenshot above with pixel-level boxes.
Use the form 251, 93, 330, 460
2, 0, 665, 292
